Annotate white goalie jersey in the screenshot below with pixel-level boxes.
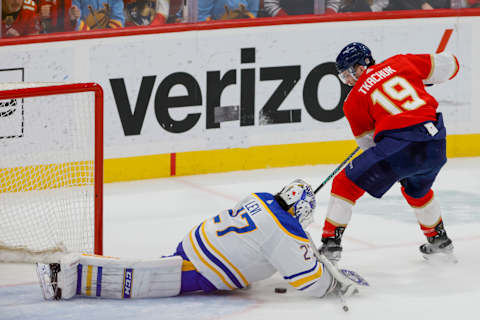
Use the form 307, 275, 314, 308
181, 193, 333, 297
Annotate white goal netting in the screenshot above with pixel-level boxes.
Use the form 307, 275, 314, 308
0, 82, 102, 263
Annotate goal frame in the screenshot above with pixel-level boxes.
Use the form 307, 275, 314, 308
0, 82, 104, 255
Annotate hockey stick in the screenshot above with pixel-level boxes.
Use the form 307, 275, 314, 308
313, 147, 360, 194
306, 231, 369, 312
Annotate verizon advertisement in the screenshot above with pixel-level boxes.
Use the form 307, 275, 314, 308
0, 16, 475, 160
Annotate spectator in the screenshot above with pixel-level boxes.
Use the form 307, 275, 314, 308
326, 0, 389, 14
385, 0, 450, 10
123, 0, 183, 26
467, 0, 480, 7
198, 0, 259, 21
124, 0, 158, 26
38, 0, 77, 33
71, 0, 125, 30
2, 0, 40, 37
219, 3, 256, 18
263, 0, 314, 16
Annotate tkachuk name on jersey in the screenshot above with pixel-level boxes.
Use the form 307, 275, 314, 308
358, 66, 397, 94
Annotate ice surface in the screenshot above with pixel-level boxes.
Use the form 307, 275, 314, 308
1, 157, 479, 320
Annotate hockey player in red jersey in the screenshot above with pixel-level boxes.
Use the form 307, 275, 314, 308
2, 0, 40, 37
37, 0, 76, 33
319, 42, 460, 262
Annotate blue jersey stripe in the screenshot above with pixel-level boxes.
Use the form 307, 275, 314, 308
284, 260, 318, 280
76, 264, 82, 295
194, 224, 243, 289
96, 266, 103, 297
299, 281, 317, 291
255, 193, 307, 240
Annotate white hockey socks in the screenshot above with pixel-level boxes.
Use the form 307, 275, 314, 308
413, 198, 442, 235
325, 196, 353, 226
37, 254, 182, 300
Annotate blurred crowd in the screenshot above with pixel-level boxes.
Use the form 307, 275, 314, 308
2, 0, 479, 37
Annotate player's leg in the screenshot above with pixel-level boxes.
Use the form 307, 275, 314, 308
320, 137, 428, 261
320, 169, 365, 261
401, 186, 454, 257
394, 135, 454, 258
172, 243, 218, 294
320, 137, 407, 261
37, 253, 183, 300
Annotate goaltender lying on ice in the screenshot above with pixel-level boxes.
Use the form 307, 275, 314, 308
37, 179, 366, 300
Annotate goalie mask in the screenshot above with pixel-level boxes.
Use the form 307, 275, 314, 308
277, 179, 316, 229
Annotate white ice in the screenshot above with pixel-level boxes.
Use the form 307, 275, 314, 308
1, 157, 480, 320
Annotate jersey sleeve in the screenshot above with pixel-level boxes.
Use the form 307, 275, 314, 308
197, 0, 214, 21
108, 0, 125, 28
405, 53, 460, 84
265, 234, 332, 297
343, 92, 375, 139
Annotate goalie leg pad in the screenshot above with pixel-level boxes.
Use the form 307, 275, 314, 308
37, 253, 81, 300
37, 254, 183, 299
76, 254, 183, 299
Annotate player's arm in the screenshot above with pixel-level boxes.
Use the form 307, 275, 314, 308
343, 95, 376, 150
266, 236, 334, 297
406, 53, 460, 85
108, 0, 125, 28
197, 0, 214, 21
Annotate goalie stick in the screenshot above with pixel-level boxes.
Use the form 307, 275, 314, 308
306, 231, 369, 312
313, 147, 360, 194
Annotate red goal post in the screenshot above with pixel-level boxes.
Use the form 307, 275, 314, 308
0, 83, 103, 262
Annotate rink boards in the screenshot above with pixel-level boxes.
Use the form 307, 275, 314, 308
0, 12, 479, 182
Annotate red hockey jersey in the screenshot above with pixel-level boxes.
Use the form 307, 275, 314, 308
343, 53, 459, 142
2, 0, 39, 37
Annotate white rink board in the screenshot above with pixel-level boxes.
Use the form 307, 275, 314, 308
0, 16, 477, 160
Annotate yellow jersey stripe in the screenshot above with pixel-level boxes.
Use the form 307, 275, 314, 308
189, 226, 235, 290
252, 194, 308, 242
200, 223, 249, 287
182, 260, 197, 272
86, 265, 93, 296
289, 265, 323, 288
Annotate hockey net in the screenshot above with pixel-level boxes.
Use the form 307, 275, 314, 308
0, 82, 103, 263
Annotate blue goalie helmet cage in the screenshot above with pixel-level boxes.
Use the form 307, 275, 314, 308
336, 42, 374, 73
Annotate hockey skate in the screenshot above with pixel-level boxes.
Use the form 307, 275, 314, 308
319, 237, 343, 264
419, 222, 457, 263
37, 263, 62, 300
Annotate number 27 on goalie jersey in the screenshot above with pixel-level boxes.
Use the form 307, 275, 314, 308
181, 193, 332, 297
